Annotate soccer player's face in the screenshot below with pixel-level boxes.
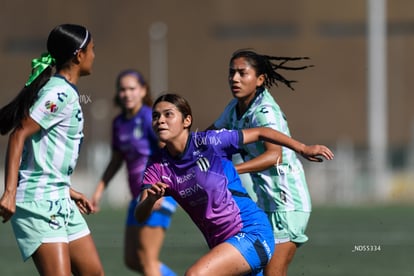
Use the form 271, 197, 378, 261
79, 39, 95, 76
228, 57, 264, 102
117, 75, 146, 113
152, 101, 191, 143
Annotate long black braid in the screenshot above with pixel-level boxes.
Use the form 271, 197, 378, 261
230, 49, 313, 90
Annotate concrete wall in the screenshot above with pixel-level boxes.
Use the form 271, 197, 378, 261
1, 0, 414, 205
1, 0, 414, 148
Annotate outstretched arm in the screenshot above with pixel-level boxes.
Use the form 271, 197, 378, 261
208, 124, 284, 173
241, 127, 334, 162
235, 142, 282, 174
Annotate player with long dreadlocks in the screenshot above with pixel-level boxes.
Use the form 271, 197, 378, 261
209, 49, 316, 276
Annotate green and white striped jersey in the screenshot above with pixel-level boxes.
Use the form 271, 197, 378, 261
16, 75, 84, 202
214, 89, 311, 212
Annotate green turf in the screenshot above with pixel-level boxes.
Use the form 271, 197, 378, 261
0, 205, 412, 275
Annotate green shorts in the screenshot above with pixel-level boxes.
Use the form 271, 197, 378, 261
266, 210, 310, 245
11, 198, 90, 261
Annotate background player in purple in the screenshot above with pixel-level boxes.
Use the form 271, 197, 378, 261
91, 70, 176, 276
135, 94, 333, 275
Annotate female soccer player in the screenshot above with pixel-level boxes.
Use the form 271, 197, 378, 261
91, 69, 176, 276
135, 93, 333, 275
211, 49, 318, 276
0, 24, 104, 276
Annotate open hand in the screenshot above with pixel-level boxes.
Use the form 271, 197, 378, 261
301, 145, 334, 162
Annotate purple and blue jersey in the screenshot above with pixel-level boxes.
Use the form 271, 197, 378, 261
143, 129, 272, 249
112, 105, 158, 198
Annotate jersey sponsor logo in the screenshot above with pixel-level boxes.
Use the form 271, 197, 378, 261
196, 157, 210, 172
176, 169, 196, 184
178, 183, 204, 198
45, 100, 58, 113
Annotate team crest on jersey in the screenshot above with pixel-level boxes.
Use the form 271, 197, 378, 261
45, 100, 58, 113
133, 125, 143, 139
133, 118, 143, 138
49, 215, 61, 230
196, 157, 210, 172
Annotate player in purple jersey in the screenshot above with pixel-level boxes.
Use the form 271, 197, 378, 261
135, 94, 333, 275
91, 70, 176, 276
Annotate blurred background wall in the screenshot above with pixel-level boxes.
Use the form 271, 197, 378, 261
1, 0, 414, 206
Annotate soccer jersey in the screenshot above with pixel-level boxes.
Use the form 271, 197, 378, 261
214, 88, 311, 212
17, 75, 84, 202
112, 105, 159, 198
142, 129, 270, 248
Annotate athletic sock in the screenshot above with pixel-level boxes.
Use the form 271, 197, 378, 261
160, 263, 176, 276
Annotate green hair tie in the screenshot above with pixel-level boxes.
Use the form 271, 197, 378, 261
25, 52, 56, 86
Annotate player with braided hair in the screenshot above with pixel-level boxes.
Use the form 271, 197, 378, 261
210, 49, 317, 276
254, 54, 313, 90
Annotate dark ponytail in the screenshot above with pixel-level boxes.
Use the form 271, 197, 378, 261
0, 66, 52, 135
230, 49, 313, 91
0, 24, 90, 135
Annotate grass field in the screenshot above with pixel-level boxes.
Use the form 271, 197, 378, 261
0, 204, 413, 276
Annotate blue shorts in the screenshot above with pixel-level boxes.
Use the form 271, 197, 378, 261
127, 196, 177, 228
226, 218, 274, 275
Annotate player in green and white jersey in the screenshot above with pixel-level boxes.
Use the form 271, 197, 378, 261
18, 75, 84, 202
0, 24, 104, 276
214, 87, 311, 213
211, 49, 330, 276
